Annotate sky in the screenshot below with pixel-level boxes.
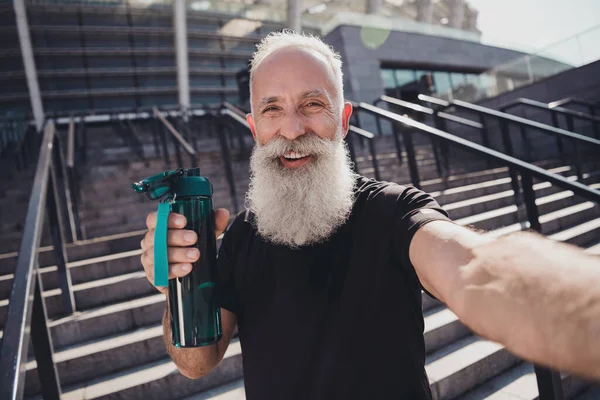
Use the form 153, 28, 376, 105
467, 0, 600, 65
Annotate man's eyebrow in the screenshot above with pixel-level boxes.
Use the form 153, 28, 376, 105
298, 89, 328, 100
258, 96, 280, 107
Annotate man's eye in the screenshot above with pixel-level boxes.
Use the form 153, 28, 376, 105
306, 102, 322, 108
263, 107, 278, 113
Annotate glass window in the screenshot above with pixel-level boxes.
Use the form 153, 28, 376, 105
433, 71, 452, 95
450, 72, 466, 89
381, 69, 396, 89
395, 69, 416, 88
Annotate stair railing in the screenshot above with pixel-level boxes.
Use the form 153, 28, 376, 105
219, 102, 252, 214
0, 121, 77, 400
153, 107, 197, 169
63, 118, 85, 242
418, 94, 600, 182
500, 97, 600, 139
355, 100, 600, 400
375, 95, 489, 179
548, 97, 600, 117
346, 124, 381, 181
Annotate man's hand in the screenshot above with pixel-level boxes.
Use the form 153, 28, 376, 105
140, 208, 231, 294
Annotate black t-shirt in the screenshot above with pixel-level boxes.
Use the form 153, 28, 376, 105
217, 176, 451, 400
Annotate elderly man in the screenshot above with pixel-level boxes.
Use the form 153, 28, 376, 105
140, 32, 600, 399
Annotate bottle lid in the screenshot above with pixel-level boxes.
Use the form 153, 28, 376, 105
132, 168, 212, 200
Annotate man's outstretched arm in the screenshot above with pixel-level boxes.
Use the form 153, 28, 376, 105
409, 221, 600, 381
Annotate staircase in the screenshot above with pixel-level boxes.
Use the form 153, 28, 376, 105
1, 102, 599, 400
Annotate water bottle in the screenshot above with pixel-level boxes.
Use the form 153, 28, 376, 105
132, 167, 222, 347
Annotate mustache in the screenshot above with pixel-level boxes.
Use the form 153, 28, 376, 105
256, 133, 337, 159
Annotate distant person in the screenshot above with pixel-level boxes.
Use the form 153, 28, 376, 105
140, 32, 600, 399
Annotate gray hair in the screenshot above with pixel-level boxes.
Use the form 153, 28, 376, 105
249, 30, 345, 112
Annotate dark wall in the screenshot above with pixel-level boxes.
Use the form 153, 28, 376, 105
325, 25, 543, 104
477, 60, 600, 109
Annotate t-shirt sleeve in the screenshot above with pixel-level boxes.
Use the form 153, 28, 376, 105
392, 185, 453, 296
216, 218, 242, 316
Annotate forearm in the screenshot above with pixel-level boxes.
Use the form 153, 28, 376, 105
162, 297, 220, 378
451, 232, 600, 380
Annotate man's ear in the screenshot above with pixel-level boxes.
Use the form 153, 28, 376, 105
246, 113, 258, 141
341, 102, 353, 138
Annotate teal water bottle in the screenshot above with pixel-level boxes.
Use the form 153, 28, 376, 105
132, 168, 222, 347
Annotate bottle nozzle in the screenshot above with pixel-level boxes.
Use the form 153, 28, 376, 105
131, 168, 184, 200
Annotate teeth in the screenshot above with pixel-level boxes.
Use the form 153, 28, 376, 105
283, 151, 308, 160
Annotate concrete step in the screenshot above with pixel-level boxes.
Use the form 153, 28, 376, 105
460, 362, 589, 399
424, 306, 470, 355
48, 293, 165, 349
0, 249, 142, 300
38, 340, 244, 400
454, 184, 600, 236
24, 324, 166, 396
425, 335, 519, 400
0, 229, 145, 275
0, 271, 157, 329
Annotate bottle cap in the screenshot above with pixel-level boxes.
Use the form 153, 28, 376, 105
132, 168, 212, 200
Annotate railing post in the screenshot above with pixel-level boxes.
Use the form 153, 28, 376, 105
521, 172, 541, 232
216, 116, 239, 214
500, 119, 521, 203
151, 117, 160, 157
564, 115, 585, 181
156, 117, 170, 168
56, 133, 79, 243
172, 135, 183, 167
550, 110, 565, 162
47, 149, 75, 314
433, 114, 450, 177
401, 127, 421, 189
521, 172, 566, 400
31, 271, 62, 400
368, 138, 381, 181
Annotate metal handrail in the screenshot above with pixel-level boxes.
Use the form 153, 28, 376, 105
0, 121, 75, 399
347, 125, 381, 180
418, 94, 600, 149
221, 103, 258, 212
500, 98, 600, 138
355, 102, 600, 202
548, 97, 600, 116
153, 108, 197, 155
418, 94, 600, 181
501, 98, 600, 123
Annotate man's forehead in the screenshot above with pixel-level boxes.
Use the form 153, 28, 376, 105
251, 47, 337, 105
257, 88, 333, 106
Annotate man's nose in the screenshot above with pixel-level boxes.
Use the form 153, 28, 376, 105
279, 112, 306, 141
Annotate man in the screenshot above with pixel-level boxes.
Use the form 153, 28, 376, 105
140, 32, 600, 399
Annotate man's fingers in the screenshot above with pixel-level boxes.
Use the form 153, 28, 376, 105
142, 229, 197, 249
215, 208, 230, 238
146, 212, 187, 230
168, 263, 193, 279
168, 247, 200, 264
140, 246, 200, 266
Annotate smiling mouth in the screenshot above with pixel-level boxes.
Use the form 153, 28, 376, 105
282, 151, 310, 161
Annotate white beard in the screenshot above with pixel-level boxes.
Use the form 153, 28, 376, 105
246, 132, 357, 248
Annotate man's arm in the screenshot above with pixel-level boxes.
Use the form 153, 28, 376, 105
410, 221, 600, 381
163, 303, 237, 379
